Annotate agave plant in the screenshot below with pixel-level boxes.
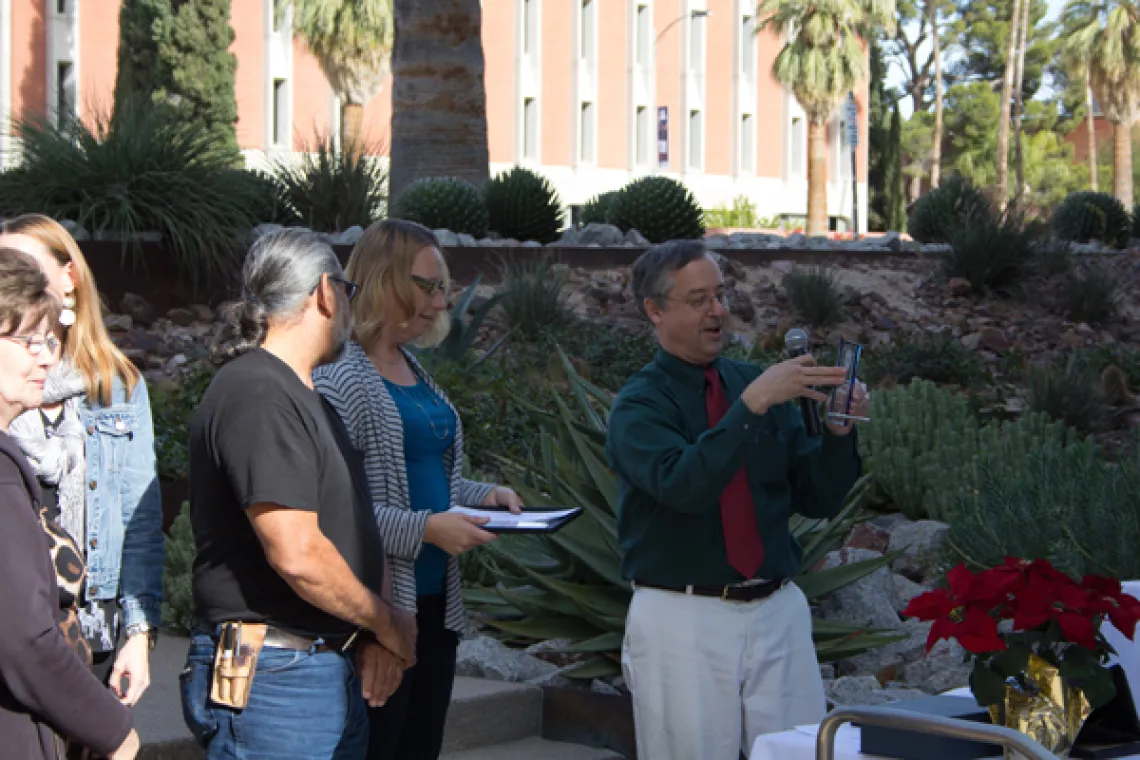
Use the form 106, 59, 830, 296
412, 274, 513, 371
464, 348, 904, 678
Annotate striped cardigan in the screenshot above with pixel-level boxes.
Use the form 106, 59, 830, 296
313, 341, 495, 635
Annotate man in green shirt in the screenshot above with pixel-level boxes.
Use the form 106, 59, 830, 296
606, 241, 866, 760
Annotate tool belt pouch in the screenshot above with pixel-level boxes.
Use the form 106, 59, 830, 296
209, 622, 268, 710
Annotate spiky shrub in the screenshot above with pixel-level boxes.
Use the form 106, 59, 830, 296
484, 166, 563, 243
782, 266, 843, 328
1026, 359, 1111, 435
162, 502, 196, 633
907, 176, 992, 244
1052, 192, 1131, 249
942, 211, 1037, 294
390, 177, 489, 238
579, 191, 619, 226
946, 433, 1140, 580
860, 380, 980, 520
463, 349, 904, 677
1064, 265, 1119, 326
269, 134, 387, 232
608, 176, 705, 243
864, 332, 988, 388
497, 255, 571, 341
0, 100, 264, 286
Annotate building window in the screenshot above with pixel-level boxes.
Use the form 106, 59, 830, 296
524, 0, 537, 56
523, 97, 538, 159
741, 14, 755, 73
689, 10, 705, 73
688, 109, 703, 170
273, 2, 289, 32
56, 62, 75, 126
272, 79, 288, 146
56, 0, 69, 14
580, 102, 595, 163
636, 106, 649, 165
636, 4, 651, 67
580, 0, 596, 61
740, 114, 754, 173
791, 117, 805, 176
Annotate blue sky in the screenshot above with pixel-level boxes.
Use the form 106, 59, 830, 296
888, 0, 1070, 117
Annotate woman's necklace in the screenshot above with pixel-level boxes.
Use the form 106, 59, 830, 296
371, 347, 451, 442
390, 382, 451, 441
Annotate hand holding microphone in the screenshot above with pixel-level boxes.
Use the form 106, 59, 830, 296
739, 329, 849, 431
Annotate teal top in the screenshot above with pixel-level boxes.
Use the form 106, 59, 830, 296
383, 378, 457, 596
605, 348, 862, 587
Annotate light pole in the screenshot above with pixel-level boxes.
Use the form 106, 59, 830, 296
655, 8, 709, 43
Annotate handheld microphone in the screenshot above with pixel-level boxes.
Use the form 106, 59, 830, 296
785, 327, 822, 437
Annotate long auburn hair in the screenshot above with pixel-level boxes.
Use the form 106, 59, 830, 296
1, 214, 140, 406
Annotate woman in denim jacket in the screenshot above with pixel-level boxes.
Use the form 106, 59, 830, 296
4, 214, 165, 706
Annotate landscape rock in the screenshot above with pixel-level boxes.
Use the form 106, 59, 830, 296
817, 548, 900, 632
104, 314, 133, 332
338, 225, 364, 246
624, 229, 649, 246
826, 676, 929, 706
845, 522, 891, 553
888, 520, 951, 582
457, 233, 477, 247
456, 635, 559, 683
434, 229, 460, 246
903, 639, 972, 695
167, 308, 196, 327
118, 294, 156, 328
60, 220, 90, 242
574, 223, 625, 247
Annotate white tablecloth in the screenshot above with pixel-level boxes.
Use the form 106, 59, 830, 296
750, 580, 1140, 760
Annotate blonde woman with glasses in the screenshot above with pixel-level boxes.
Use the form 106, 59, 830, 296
314, 219, 523, 760
3, 215, 164, 706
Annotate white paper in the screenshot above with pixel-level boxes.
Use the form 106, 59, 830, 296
448, 506, 579, 530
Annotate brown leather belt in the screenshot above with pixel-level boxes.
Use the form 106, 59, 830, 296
634, 578, 787, 602
262, 626, 361, 653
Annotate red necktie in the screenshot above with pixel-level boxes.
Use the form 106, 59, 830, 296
705, 366, 765, 579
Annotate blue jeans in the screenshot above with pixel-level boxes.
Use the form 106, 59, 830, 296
180, 630, 369, 760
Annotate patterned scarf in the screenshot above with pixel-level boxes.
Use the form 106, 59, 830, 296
9, 360, 88, 549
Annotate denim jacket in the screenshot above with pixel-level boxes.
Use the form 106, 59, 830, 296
79, 378, 165, 630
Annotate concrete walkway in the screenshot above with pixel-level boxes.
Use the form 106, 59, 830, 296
135, 635, 623, 759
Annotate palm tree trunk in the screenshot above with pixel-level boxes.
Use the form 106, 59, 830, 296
341, 102, 364, 157
807, 119, 829, 236
995, 0, 1022, 211
929, 0, 943, 189
1114, 121, 1133, 207
1011, 0, 1030, 199
390, 0, 490, 203
1087, 72, 1098, 192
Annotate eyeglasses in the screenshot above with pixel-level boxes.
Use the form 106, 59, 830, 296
327, 275, 359, 302
411, 274, 447, 297
1, 332, 61, 357
666, 290, 728, 313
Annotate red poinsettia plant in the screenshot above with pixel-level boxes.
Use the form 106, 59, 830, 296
903, 557, 1140, 709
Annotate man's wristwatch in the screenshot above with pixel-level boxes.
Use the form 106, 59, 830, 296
124, 623, 158, 650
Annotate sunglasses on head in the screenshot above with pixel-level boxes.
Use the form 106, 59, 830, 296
411, 274, 447, 297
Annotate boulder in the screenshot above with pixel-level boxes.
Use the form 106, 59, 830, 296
119, 293, 156, 328
456, 636, 559, 683
888, 520, 950, 583
816, 548, 900, 632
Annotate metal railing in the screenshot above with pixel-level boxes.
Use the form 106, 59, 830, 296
815, 705, 1058, 760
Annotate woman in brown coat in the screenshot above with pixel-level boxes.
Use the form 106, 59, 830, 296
0, 247, 138, 760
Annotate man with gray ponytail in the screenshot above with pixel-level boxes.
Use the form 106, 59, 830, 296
180, 229, 416, 760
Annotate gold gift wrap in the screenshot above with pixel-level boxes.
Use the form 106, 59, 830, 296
987, 654, 1092, 759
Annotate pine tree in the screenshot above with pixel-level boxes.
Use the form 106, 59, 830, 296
113, 0, 240, 162
885, 103, 907, 232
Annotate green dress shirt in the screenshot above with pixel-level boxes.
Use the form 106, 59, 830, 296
605, 348, 862, 588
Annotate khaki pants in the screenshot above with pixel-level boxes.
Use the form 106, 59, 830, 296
622, 582, 826, 760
